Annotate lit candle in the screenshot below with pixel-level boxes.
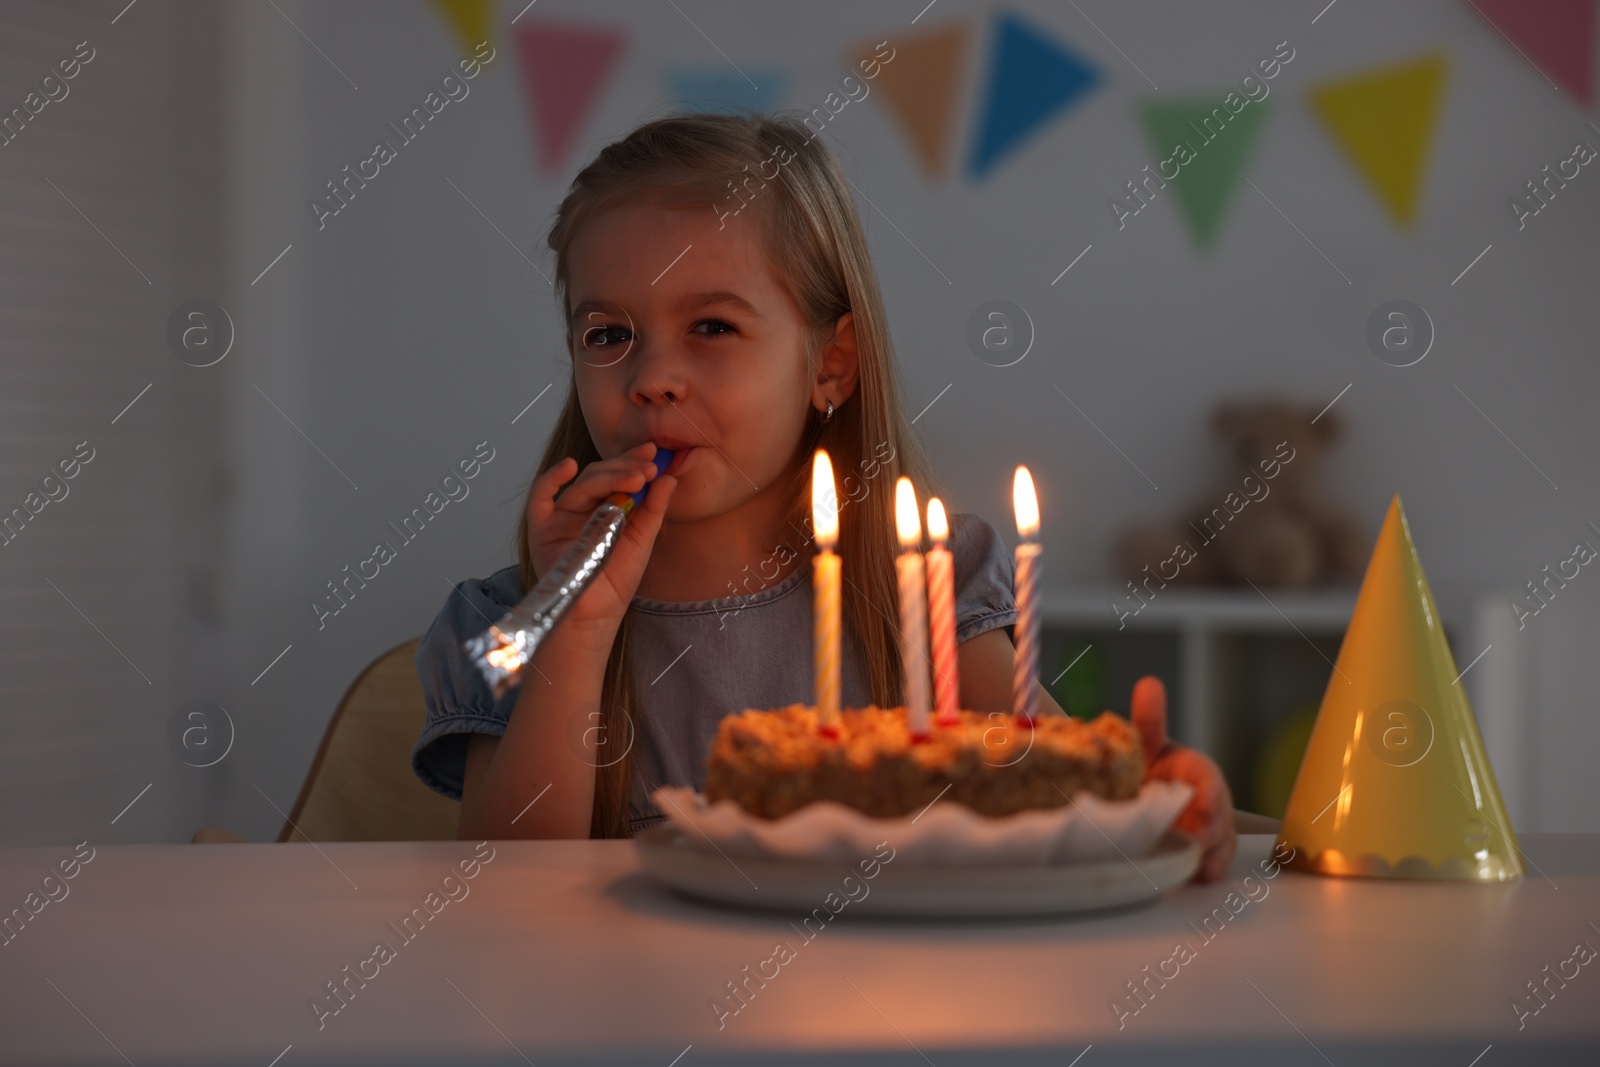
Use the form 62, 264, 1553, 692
812, 450, 842, 737
925, 498, 960, 727
895, 477, 931, 739
1012, 466, 1041, 726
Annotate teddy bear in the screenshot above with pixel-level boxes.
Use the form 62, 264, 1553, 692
1112, 398, 1367, 589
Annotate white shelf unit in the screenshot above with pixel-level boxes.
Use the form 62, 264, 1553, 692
1035, 585, 1366, 811
1041, 585, 1359, 750
1036, 586, 1526, 823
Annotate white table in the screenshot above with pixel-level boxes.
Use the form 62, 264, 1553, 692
2, 834, 1596, 1065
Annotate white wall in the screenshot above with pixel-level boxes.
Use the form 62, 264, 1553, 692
0, 0, 229, 845
11, 0, 1594, 842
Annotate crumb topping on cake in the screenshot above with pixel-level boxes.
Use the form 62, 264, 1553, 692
703, 705, 1144, 820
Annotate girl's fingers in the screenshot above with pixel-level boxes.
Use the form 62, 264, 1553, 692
1147, 745, 1236, 883
588, 473, 676, 604
1129, 675, 1169, 766
526, 444, 669, 612
552, 458, 661, 514
527, 458, 581, 532
1171, 766, 1217, 838
530, 444, 658, 512
621, 473, 677, 549
1186, 757, 1235, 882
529, 457, 578, 508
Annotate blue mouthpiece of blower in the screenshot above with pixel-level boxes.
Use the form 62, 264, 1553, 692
626, 448, 674, 509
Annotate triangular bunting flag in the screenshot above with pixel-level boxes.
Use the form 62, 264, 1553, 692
967, 12, 1099, 179
430, 0, 493, 59
1277, 495, 1521, 881
1308, 54, 1449, 228
1469, 0, 1594, 106
859, 22, 969, 179
1137, 96, 1271, 252
512, 21, 628, 175
668, 67, 786, 115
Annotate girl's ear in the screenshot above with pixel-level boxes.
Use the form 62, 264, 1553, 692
812, 311, 860, 414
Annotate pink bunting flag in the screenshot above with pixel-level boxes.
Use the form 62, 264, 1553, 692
512, 21, 628, 174
1469, 0, 1594, 105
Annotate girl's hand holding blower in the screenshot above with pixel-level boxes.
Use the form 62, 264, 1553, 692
525, 442, 679, 643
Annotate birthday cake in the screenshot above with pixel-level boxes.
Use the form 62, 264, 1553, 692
703, 704, 1144, 820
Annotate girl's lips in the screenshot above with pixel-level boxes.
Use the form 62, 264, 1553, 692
664, 447, 693, 476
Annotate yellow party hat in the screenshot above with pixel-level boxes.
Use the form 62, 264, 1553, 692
1276, 494, 1522, 881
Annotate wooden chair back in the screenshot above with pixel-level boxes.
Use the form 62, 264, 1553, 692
279, 637, 460, 842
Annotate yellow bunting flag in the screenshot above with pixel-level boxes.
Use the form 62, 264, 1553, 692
1308, 54, 1449, 228
430, 0, 493, 59
1277, 495, 1521, 881
857, 21, 970, 179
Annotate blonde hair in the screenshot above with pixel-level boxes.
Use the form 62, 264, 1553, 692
517, 113, 939, 837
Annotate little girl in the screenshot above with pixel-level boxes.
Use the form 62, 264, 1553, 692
412, 113, 1236, 879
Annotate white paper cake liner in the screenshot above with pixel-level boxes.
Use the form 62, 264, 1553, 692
650, 780, 1194, 867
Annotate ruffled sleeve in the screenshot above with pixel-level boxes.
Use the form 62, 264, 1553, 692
948, 511, 1017, 644
410, 565, 525, 799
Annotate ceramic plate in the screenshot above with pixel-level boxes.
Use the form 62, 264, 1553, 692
650, 781, 1194, 867
634, 826, 1201, 917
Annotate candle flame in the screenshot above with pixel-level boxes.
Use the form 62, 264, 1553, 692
895, 477, 922, 550
812, 449, 838, 548
926, 497, 948, 543
1013, 465, 1039, 539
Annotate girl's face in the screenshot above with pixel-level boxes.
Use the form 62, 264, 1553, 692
566, 196, 820, 524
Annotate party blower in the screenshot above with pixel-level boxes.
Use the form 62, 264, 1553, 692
465, 448, 673, 698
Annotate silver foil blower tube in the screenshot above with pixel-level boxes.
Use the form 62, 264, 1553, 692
463, 447, 673, 699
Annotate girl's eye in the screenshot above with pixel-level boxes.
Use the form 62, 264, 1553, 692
581, 324, 633, 348
691, 319, 736, 337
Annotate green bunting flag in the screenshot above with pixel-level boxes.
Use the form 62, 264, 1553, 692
1136, 95, 1272, 252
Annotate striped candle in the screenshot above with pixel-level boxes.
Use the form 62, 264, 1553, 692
812, 450, 841, 735
895, 477, 931, 739
1012, 466, 1041, 725
925, 498, 960, 726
